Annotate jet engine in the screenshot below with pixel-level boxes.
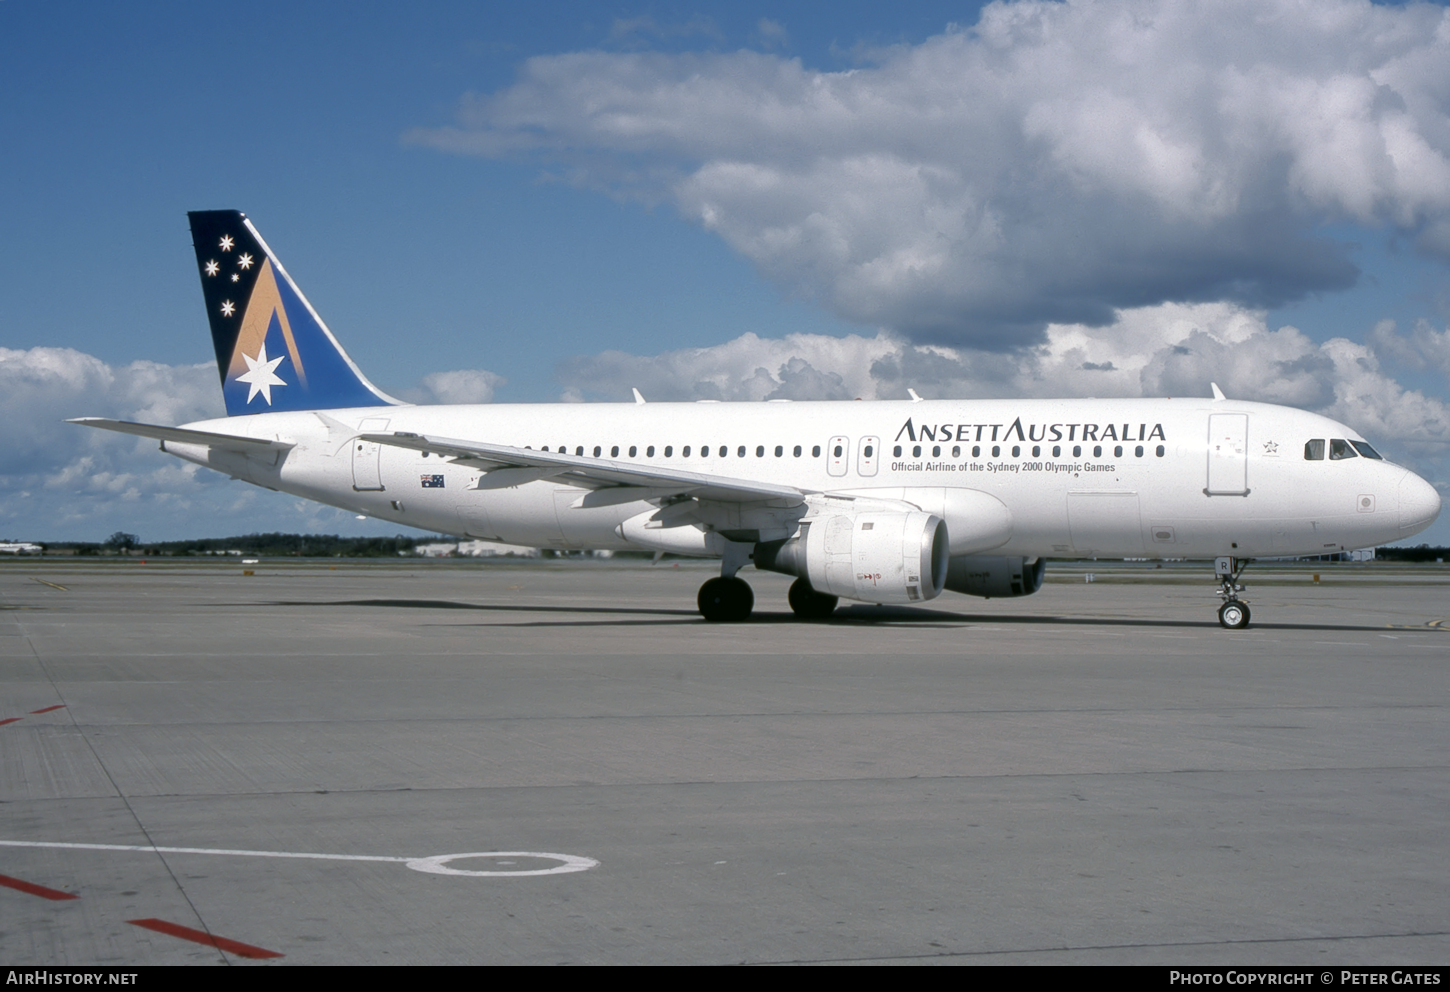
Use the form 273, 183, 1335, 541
756, 509, 949, 604
944, 555, 1046, 598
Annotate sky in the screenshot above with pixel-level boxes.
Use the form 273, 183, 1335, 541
2, 0, 1449, 546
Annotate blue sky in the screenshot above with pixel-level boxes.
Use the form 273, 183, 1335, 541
2, 0, 1449, 545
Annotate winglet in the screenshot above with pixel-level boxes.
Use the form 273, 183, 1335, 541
1210, 382, 1226, 401
632, 388, 646, 405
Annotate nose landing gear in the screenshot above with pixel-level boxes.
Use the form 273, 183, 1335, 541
1215, 556, 1250, 629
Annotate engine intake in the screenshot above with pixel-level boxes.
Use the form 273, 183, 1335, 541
757, 510, 949, 605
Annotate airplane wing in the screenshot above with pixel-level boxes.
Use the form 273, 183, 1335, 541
68, 418, 295, 453
363, 431, 808, 505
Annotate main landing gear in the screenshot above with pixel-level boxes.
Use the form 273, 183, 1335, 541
1215, 555, 1251, 629
787, 577, 838, 619
698, 540, 754, 622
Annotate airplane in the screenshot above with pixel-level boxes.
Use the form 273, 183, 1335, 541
0, 542, 44, 556
72, 211, 1442, 628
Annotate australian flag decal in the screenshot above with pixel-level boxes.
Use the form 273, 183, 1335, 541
421, 474, 445, 489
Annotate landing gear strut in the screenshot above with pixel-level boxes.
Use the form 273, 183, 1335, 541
787, 577, 838, 619
1215, 555, 1250, 629
698, 540, 755, 622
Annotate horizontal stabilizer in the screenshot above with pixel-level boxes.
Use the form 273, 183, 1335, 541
68, 418, 294, 452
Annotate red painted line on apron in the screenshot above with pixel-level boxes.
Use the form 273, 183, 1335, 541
29, 705, 66, 714
0, 873, 79, 900
0, 718, 22, 726
127, 918, 283, 959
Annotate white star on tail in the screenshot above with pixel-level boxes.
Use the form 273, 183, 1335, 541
220, 235, 234, 251
205, 260, 219, 276
237, 253, 254, 269
236, 342, 287, 405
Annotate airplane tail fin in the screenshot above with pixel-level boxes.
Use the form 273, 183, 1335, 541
188, 210, 400, 416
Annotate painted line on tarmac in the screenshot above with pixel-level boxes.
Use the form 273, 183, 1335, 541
0, 840, 598, 877
29, 704, 65, 714
128, 918, 282, 959
0, 873, 79, 901
0, 718, 21, 727
29, 578, 68, 591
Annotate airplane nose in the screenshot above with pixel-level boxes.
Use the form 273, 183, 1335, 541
1398, 470, 1442, 535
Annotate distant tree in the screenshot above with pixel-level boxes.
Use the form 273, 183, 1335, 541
105, 532, 138, 551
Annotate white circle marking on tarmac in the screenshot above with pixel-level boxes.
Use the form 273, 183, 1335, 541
405, 851, 599, 877
0, 840, 597, 878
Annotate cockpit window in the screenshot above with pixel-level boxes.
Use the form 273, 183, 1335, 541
1350, 440, 1383, 460
1304, 439, 1325, 460
1329, 439, 1358, 460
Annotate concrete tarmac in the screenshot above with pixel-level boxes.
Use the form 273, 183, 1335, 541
1, 559, 1447, 965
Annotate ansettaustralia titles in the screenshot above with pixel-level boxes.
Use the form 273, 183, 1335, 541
895, 417, 1168, 444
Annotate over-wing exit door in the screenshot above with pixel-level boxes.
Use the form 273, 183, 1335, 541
1206, 413, 1249, 496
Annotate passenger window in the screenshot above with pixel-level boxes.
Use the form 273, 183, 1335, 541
663, 446, 672, 457
646, 446, 654, 457
1093, 445, 1102, 457
952, 445, 960, 457
1114, 445, 1123, 457
864, 444, 874, 458
812, 446, 821, 457
972, 445, 980, 458
1031, 445, 1040, 457
991, 445, 1000, 457
794, 445, 802, 457
932, 445, 941, 457
720, 446, 728, 457
1330, 439, 1357, 460
1052, 445, 1061, 457
1350, 440, 1383, 460
575, 446, 584, 456
1011, 445, 1019, 457
756, 445, 765, 457
913, 445, 922, 458
1156, 445, 1165, 457
1135, 445, 1143, 457
1304, 439, 1325, 460
775, 445, 783, 457
701, 445, 710, 457
593, 446, 601, 457
628, 446, 636, 457
682, 446, 691, 457
1073, 445, 1081, 457
739, 446, 747, 457
894, 445, 903, 457
611, 446, 620, 457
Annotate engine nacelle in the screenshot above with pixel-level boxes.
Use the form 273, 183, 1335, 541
944, 555, 1046, 598
756, 510, 950, 605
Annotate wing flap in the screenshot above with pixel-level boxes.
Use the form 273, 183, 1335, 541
363, 432, 807, 505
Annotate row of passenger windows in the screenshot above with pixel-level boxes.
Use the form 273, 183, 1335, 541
894, 443, 1166, 459
1304, 439, 1382, 461
529, 444, 821, 459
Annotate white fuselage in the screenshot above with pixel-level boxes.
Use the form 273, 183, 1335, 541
164, 397, 1440, 560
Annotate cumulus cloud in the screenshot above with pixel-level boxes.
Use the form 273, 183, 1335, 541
410, 0, 1450, 348
408, 368, 506, 405
555, 301, 1450, 486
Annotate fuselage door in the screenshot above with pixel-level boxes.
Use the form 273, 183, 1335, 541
352, 417, 390, 491
858, 436, 880, 477
1206, 413, 1249, 496
827, 436, 850, 477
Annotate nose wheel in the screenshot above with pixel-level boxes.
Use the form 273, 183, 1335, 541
1215, 555, 1251, 629
1218, 600, 1250, 629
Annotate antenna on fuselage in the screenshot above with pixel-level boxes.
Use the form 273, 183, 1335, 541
1210, 382, 1226, 401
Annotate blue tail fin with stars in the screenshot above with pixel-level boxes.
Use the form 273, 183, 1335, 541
188, 210, 399, 416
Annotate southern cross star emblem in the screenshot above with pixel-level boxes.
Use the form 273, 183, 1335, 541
231, 274, 239, 282
219, 235, 234, 251
204, 260, 219, 276
237, 253, 254, 270
236, 342, 287, 405
1263, 441, 1279, 455
220, 300, 235, 317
